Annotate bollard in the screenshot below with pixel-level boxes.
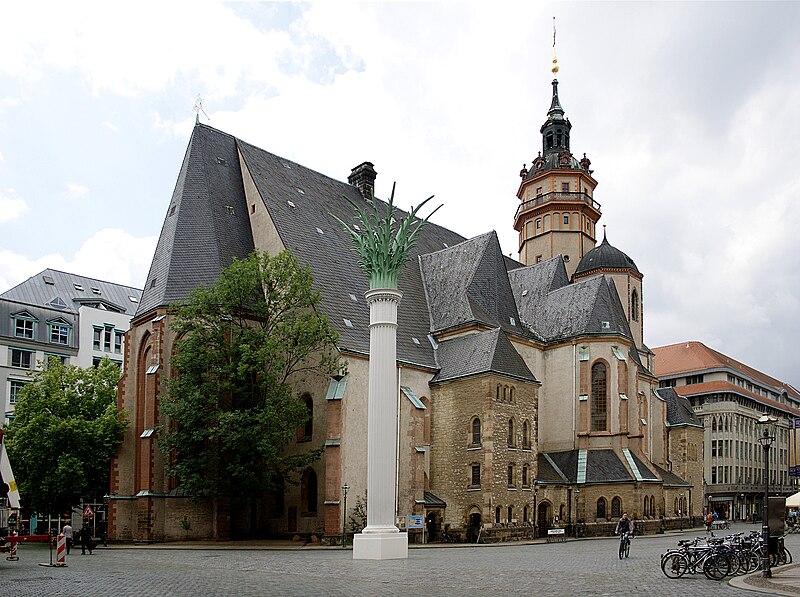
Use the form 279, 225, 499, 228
55, 533, 67, 566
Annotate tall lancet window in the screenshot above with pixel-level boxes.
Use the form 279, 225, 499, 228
591, 362, 608, 431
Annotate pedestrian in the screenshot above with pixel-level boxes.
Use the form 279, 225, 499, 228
705, 512, 713, 532
80, 523, 93, 555
62, 522, 73, 555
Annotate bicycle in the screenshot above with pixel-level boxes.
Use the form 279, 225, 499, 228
618, 531, 631, 559
661, 537, 731, 580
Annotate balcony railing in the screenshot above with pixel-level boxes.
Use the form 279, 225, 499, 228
515, 191, 602, 220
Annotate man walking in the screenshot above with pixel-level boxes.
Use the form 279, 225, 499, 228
62, 522, 73, 555
80, 523, 93, 555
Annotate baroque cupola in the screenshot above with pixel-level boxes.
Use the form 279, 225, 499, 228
513, 46, 602, 277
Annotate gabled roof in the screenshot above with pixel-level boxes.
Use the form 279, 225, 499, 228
514, 273, 632, 343
431, 328, 537, 384
1, 269, 142, 316
236, 134, 466, 369
656, 387, 702, 428
136, 124, 255, 316
651, 463, 692, 488
419, 232, 523, 336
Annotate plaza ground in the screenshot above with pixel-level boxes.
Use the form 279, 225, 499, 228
1, 522, 796, 596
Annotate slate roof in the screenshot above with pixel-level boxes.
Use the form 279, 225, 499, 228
538, 450, 636, 484
136, 125, 255, 317
2, 268, 142, 315
512, 271, 632, 343
236, 136, 466, 369
419, 232, 524, 336
651, 463, 692, 488
574, 234, 640, 276
656, 387, 703, 428
430, 328, 537, 384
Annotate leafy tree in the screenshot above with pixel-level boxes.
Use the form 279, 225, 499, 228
158, 250, 342, 500
5, 357, 127, 514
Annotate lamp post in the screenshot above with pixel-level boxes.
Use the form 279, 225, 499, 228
574, 489, 580, 538
533, 485, 538, 539
758, 414, 778, 578
341, 483, 350, 549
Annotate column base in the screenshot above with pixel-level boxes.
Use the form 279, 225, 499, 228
352, 531, 408, 560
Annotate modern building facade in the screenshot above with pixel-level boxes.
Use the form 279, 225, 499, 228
653, 341, 800, 521
1, 269, 143, 422
109, 66, 702, 543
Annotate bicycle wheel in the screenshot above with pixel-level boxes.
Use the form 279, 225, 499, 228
619, 540, 624, 559
624, 540, 630, 558
661, 553, 688, 579
703, 553, 731, 580
785, 546, 793, 564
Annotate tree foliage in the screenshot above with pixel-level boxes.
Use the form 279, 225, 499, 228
4, 357, 127, 513
158, 250, 342, 500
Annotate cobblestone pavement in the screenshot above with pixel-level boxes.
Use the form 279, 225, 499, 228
2, 522, 794, 596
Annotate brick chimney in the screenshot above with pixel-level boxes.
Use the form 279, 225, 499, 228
348, 161, 377, 200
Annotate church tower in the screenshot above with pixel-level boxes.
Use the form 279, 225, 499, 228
514, 51, 601, 278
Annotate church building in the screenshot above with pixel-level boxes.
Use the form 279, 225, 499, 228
109, 62, 702, 542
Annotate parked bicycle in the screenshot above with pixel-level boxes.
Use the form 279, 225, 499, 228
661, 537, 731, 580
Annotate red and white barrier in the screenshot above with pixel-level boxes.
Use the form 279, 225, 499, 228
55, 533, 66, 565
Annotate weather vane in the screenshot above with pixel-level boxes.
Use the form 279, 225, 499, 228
193, 95, 210, 123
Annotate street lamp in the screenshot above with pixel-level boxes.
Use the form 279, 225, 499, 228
758, 414, 778, 578
341, 483, 349, 549
532, 484, 538, 539
574, 488, 580, 538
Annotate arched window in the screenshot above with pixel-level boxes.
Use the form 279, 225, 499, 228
643, 496, 649, 517
523, 505, 529, 523
631, 289, 640, 322
508, 419, 515, 447
507, 464, 515, 487
674, 497, 678, 515
471, 418, 481, 446
596, 497, 607, 520
470, 464, 481, 487
611, 496, 621, 518
591, 362, 608, 431
650, 496, 656, 517
522, 464, 529, 487
297, 393, 313, 441
300, 468, 318, 515
495, 506, 501, 524
508, 506, 513, 523
522, 420, 530, 449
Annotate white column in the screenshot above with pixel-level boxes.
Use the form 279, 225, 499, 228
353, 288, 408, 560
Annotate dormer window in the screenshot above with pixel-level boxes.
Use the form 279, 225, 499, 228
13, 313, 36, 339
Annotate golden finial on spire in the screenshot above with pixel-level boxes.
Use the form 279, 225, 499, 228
551, 16, 559, 75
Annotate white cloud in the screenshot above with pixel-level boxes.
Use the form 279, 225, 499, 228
0, 190, 27, 223
103, 121, 119, 133
0, 228, 157, 292
64, 182, 89, 199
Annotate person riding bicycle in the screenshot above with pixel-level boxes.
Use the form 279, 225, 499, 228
615, 512, 635, 537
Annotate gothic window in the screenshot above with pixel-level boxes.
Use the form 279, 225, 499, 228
300, 468, 317, 516
591, 362, 608, 431
596, 497, 607, 520
507, 464, 515, 488
651, 496, 656, 516
611, 496, 621, 518
508, 419, 515, 447
522, 464, 529, 487
471, 417, 481, 446
495, 506, 501, 524
296, 394, 313, 442
522, 420, 531, 449
643, 496, 649, 517
508, 506, 513, 523
631, 289, 639, 321
524, 505, 529, 523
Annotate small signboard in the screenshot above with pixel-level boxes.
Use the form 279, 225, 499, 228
83, 505, 95, 518
407, 515, 424, 529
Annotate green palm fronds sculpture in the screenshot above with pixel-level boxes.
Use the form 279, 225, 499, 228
333, 183, 442, 289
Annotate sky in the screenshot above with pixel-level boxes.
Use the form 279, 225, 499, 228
1, 2, 799, 389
